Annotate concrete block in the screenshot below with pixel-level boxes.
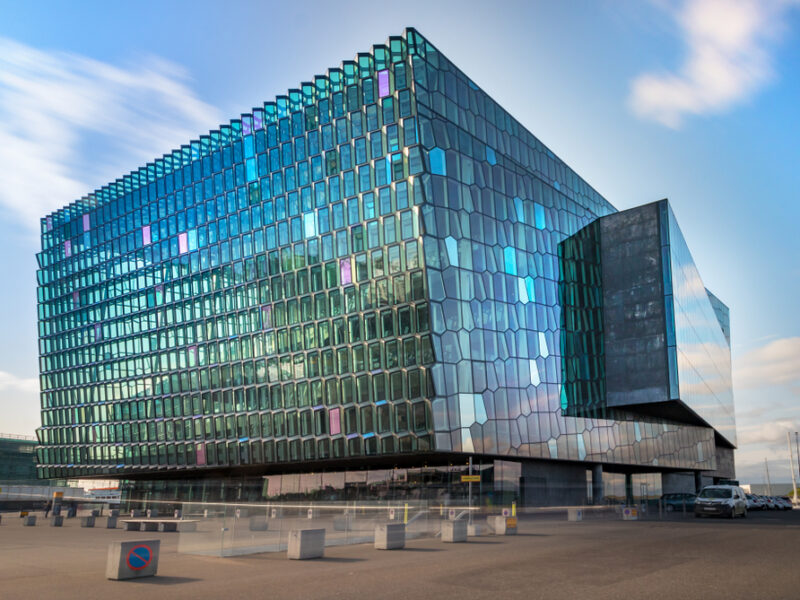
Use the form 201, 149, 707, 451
106, 539, 160, 580
490, 515, 517, 535
622, 506, 639, 521
107, 516, 118, 529
23, 516, 36, 526
81, 516, 95, 528
568, 508, 583, 522
109, 509, 120, 517
146, 508, 159, 518
306, 508, 318, 519
50, 515, 64, 527
52, 505, 62, 516
249, 516, 269, 531
287, 528, 325, 559
173, 509, 182, 518
375, 522, 405, 550
467, 523, 486, 537
124, 521, 141, 531
91, 509, 100, 517
160, 522, 178, 532
142, 521, 159, 532
441, 519, 467, 543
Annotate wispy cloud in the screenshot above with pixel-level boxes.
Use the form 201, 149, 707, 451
0, 37, 221, 231
629, 0, 798, 128
734, 336, 800, 389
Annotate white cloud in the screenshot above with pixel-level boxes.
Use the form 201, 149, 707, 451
0, 370, 39, 394
629, 0, 798, 128
734, 336, 800, 389
0, 37, 221, 231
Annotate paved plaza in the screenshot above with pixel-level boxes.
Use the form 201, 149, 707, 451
1, 511, 798, 600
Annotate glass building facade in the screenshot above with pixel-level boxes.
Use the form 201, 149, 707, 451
35, 29, 734, 503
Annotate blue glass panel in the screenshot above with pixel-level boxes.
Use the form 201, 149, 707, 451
429, 147, 446, 176
503, 246, 517, 275
534, 203, 546, 229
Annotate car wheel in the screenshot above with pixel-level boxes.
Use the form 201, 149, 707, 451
742, 509, 747, 519
729, 508, 736, 519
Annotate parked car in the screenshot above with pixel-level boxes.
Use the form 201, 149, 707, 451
745, 494, 764, 511
661, 492, 696, 512
694, 485, 747, 518
775, 496, 793, 510
762, 496, 778, 510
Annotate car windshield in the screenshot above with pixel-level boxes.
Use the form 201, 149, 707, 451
699, 488, 732, 499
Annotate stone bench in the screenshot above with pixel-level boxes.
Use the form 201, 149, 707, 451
489, 515, 517, 535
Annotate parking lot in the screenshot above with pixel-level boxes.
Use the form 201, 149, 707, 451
0, 509, 798, 600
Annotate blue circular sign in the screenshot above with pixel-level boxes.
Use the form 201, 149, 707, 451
126, 544, 152, 570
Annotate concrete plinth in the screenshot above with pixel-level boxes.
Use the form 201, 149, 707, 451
81, 516, 95, 528
441, 519, 467, 542
568, 508, 583, 522
375, 523, 405, 550
124, 521, 140, 531
490, 515, 517, 535
106, 539, 160, 580
287, 529, 325, 559
107, 516, 118, 529
467, 523, 486, 537
23, 516, 36, 526
50, 515, 64, 527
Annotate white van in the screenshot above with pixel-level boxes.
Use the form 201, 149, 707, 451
694, 485, 747, 518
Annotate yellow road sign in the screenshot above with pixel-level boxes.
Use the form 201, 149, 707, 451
460, 475, 480, 482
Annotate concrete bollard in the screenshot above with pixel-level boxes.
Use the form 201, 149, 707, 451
23, 516, 37, 526
146, 508, 159, 518
81, 516, 96, 528
249, 516, 269, 531
441, 519, 467, 543
568, 508, 583, 522
107, 516, 118, 529
490, 515, 517, 535
287, 529, 325, 559
106, 540, 160, 580
374, 522, 405, 550
51, 515, 64, 527
109, 509, 120, 517
174, 509, 182, 519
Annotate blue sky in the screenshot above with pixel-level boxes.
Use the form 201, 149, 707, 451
0, 0, 798, 483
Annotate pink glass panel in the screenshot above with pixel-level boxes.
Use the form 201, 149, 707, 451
83, 214, 90, 232
179, 232, 188, 254
329, 408, 341, 436
196, 443, 207, 466
64, 240, 71, 257
72, 291, 79, 307
142, 225, 151, 245
378, 69, 390, 98
340, 258, 352, 285
262, 305, 272, 329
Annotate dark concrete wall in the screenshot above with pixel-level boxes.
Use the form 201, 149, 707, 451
520, 460, 588, 506
600, 202, 669, 407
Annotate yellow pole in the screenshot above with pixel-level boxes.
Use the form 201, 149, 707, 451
404, 503, 408, 524
512, 501, 516, 517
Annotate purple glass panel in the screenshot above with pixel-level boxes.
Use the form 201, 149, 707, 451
72, 291, 79, 307
82, 214, 90, 232
94, 323, 102, 341
329, 408, 341, 436
142, 225, 151, 245
262, 305, 273, 329
196, 443, 207, 466
46, 216, 53, 231
253, 112, 263, 130
179, 232, 188, 254
378, 69, 390, 98
64, 240, 71, 257
242, 118, 252, 136
340, 258, 352, 285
